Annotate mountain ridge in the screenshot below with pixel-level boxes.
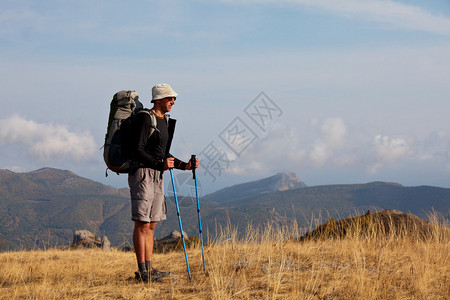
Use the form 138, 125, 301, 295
1, 168, 449, 251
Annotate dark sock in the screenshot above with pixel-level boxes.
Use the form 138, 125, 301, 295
138, 262, 146, 274
145, 261, 152, 271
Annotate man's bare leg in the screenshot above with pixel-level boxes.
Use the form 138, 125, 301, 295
145, 221, 157, 267
133, 220, 150, 264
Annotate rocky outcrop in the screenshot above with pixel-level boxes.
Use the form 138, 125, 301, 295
120, 230, 196, 253
159, 230, 189, 241
153, 230, 198, 253
273, 171, 307, 191
72, 230, 111, 251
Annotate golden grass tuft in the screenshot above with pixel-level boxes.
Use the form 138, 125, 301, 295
1, 214, 449, 299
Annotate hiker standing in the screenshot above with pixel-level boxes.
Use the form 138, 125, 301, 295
127, 83, 199, 283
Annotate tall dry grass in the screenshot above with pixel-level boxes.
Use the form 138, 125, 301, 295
1, 215, 449, 299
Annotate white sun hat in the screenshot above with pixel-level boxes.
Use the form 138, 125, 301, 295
151, 83, 178, 103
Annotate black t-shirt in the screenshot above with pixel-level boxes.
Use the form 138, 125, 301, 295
128, 111, 186, 171
129, 112, 168, 170
150, 117, 169, 160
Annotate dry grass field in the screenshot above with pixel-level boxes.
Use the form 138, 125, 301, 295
1, 214, 449, 299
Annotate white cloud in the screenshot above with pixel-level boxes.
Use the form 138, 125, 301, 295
369, 134, 412, 173
310, 118, 347, 166
0, 115, 97, 161
374, 135, 411, 163
310, 142, 330, 167
321, 118, 346, 148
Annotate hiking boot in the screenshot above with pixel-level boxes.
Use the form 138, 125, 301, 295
134, 271, 163, 283
135, 271, 149, 283
150, 268, 172, 278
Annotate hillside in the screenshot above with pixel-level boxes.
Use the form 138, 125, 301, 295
0, 168, 130, 250
1, 168, 449, 251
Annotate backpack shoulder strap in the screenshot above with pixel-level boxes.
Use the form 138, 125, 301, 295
136, 109, 157, 138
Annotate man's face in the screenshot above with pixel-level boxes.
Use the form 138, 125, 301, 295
158, 97, 176, 113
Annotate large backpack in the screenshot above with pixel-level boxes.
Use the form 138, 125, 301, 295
103, 90, 156, 175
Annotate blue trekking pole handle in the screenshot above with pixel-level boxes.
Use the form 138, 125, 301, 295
191, 155, 206, 271
169, 168, 191, 280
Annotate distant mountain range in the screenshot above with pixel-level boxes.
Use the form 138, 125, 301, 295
1, 168, 449, 251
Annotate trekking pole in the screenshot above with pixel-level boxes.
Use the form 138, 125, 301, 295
169, 168, 191, 280
191, 155, 206, 271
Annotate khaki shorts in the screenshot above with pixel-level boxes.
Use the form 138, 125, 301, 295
128, 168, 167, 223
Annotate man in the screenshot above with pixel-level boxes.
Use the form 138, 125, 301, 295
128, 83, 199, 283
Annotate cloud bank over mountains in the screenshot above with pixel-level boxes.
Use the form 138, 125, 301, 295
2, 110, 447, 188
224, 117, 450, 179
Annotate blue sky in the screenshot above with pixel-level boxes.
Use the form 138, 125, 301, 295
1, 0, 450, 194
